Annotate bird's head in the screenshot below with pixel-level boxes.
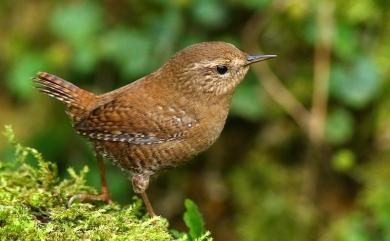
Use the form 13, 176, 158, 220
162, 42, 276, 99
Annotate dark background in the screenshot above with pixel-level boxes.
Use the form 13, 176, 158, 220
1, 1, 390, 240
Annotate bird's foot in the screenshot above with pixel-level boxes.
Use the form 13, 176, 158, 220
67, 192, 112, 207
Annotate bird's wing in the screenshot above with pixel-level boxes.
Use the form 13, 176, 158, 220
74, 97, 198, 145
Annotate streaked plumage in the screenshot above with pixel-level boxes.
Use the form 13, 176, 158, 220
33, 42, 276, 216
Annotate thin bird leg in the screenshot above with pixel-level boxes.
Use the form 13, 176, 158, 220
68, 153, 112, 207
96, 152, 111, 202
141, 191, 156, 217
131, 174, 155, 217
96, 153, 111, 203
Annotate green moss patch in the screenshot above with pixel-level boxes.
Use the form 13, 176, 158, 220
0, 126, 212, 241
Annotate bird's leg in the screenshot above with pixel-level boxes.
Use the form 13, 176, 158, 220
141, 191, 156, 217
68, 153, 112, 207
95, 152, 112, 202
132, 174, 156, 217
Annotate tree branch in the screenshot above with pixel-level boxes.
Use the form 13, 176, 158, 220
309, 1, 334, 144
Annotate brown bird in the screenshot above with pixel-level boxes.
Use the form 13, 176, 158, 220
33, 42, 276, 216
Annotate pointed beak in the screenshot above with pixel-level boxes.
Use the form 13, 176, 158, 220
245, 54, 277, 66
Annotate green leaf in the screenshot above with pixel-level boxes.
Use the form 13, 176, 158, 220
72, 43, 99, 74
333, 23, 358, 60
325, 108, 354, 145
340, 0, 379, 23
330, 58, 381, 108
331, 149, 356, 172
170, 229, 187, 239
102, 29, 152, 79
183, 199, 206, 240
7, 53, 47, 99
50, 2, 103, 45
192, 0, 228, 28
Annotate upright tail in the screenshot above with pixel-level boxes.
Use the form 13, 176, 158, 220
33, 72, 97, 122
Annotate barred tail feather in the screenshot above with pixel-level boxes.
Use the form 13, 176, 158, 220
33, 72, 97, 121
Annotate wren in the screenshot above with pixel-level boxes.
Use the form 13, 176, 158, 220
33, 42, 276, 216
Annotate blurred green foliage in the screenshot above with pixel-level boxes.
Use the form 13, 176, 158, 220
0, 0, 390, 240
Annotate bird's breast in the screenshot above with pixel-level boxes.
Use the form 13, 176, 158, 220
185, 102, 229, 152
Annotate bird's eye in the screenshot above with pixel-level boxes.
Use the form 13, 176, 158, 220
216, 65, 228, 75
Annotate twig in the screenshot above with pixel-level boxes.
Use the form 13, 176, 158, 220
309, 1, 334, 144
242, 12, 311, 133
301, 0, 335, 208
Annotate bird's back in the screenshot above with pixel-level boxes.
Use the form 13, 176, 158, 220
76, 72, 230, 175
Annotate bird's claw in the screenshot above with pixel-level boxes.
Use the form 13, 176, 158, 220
67, 193, 112, 208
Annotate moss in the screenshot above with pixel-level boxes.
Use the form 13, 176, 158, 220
0, 126, 212, 241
